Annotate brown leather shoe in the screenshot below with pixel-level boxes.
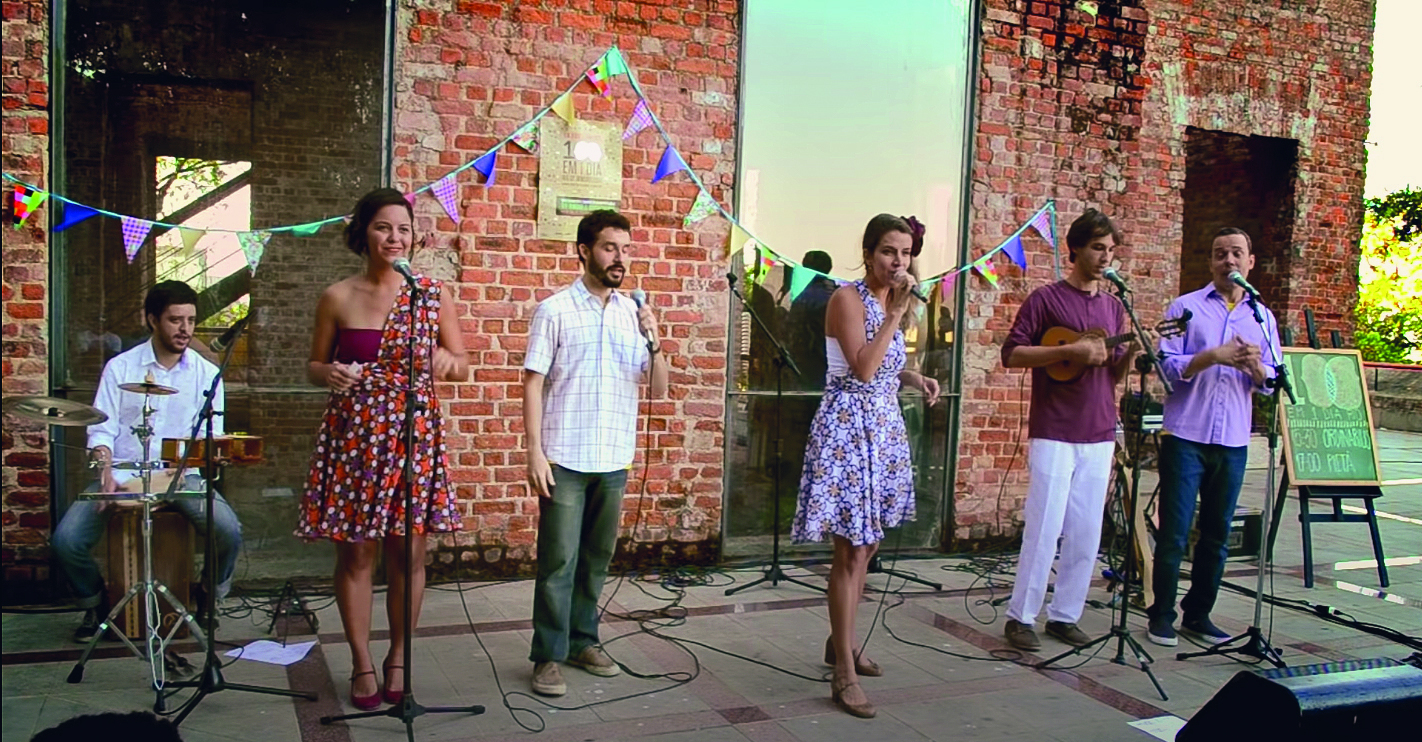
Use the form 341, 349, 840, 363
824, 637, 884, 677
531, 661, 566, 696
1004, 619, 1041, 651
1045, 621, 1091, 647
568, 645, 621, 677
831, 673, 876, 718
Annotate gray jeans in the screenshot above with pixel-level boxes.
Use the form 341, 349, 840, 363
51, 475, 243, 609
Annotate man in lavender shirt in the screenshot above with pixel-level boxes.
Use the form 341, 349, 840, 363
1000, 209, 1140, 651
1145, 227, 1278, 648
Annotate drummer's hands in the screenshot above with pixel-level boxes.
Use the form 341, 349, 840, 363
328, 362, 363, 394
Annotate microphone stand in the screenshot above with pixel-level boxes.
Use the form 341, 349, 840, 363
165, 318, 317, 722
1178, 292, 1290, 667
1036, 280, 1169, 700
320, 278, 485, 739
724, 272, 824, 595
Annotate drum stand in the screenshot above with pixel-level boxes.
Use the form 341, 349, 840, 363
68, 394, 209, 702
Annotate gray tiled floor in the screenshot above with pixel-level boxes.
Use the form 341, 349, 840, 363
4, 430, 1419, 741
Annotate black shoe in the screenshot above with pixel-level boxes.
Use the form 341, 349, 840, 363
1146, 617, 1178, 647
73, 602, 112, 644
1181, 615, 1230, 644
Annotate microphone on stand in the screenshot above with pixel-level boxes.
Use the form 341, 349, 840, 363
630, 289, 656, 352
1227, 271, 1262, 300
1102, 267, 1131, 294
210, 316, 251, 352
392, 257, 419, 287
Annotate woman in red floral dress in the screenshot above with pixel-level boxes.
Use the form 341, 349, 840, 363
298, 188, 467, 709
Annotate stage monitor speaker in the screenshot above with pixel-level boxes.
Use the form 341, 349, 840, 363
1177, 658, 1422, 742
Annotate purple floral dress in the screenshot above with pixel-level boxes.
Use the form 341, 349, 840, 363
296, 278, 461, 541
792, 281, 915, 546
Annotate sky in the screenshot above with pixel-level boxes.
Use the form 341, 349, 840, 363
1365, 0, 1420, 198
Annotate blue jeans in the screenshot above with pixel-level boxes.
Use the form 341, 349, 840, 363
1147, 436, 1247, 625
529, 465, 627, 663
51, 476, 244, 609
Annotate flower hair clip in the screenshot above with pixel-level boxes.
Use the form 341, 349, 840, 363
901, 215, 926, 255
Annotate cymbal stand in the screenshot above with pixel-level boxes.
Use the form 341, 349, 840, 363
68, 394, 209, 703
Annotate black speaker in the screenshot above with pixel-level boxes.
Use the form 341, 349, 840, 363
1177, 658, 1422, 742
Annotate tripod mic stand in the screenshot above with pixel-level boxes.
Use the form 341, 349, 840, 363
1036, 282, 1170, 701
1178, 294, 1290, 667
319, 279, 484, 740
166, 319, 316, 722
724, 272, 823, 596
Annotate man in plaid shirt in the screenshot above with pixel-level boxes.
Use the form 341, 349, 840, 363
524, 210, 669, 696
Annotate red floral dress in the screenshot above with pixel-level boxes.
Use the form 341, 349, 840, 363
296, 278, 461, 541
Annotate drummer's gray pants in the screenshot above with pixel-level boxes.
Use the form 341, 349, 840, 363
51, 475, 243, 609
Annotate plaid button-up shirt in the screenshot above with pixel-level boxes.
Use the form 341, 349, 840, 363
525, 279, 649, 473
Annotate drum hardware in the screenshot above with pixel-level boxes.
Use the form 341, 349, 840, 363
68, 383, 209, 699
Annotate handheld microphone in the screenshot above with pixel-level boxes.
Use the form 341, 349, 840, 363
211, 315, 251, 352
1102, 267, 1131, 293
392, 257, 419, 287
896, 275, 929, 303
1227, 271, 1261, 299
629, 289, 656, 352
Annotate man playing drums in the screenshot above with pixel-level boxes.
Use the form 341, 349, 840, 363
51, 281, 244, 643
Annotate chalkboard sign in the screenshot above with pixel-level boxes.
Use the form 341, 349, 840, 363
1278, 348, 1382, 486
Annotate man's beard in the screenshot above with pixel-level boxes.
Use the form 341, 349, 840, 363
592, 261, 625, 288
157, 333, 189, 355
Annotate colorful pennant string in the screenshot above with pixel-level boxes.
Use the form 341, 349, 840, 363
551, 92, 576, 122
1001, 234, 1027, 270
472, 150, 499, 188
12, 184, 48, 228
683, 191, 718, 227
653, 146, 687, 184
120, 216, 153, 262
432, 174, 461, 223
237, 230, 272, 275
54, 201, 98, 232
511, 122, 539, 153
623, 100, 653, 140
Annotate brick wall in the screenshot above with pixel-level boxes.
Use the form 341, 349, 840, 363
957, 0, 1373, 543
1, 0, 52, 593
395, 0, 738, 571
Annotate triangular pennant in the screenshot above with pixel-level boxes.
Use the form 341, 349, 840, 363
551, 92, 576, 122
12, 185, 48, 228
290, 221, 327, 237
604, 46, 630, 76
404, 192, 418, 207
511, 121, 539, 153
586, 59, 611, 97
432, 174, 461, 223
178, 227, 204, 253
788, 265, 816, 301
973, 255, 1000, 287
622, 100, 654, 140
940, 271, 958, 300
1029, 205, 1055, 247
54, 201, 98, 232
237, 230, 273, 276
652, 145, 687, 183
728, 224, 754, 257
682, 191, 718, 227
120, 216, 153, 262
472, 150, 498, 188
1001, 234, 1028, 270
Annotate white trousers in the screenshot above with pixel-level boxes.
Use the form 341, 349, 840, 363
1006, 438, 1114, 626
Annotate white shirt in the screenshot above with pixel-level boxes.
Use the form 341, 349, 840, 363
525, 279, 649, 473
87, 339, 225, 485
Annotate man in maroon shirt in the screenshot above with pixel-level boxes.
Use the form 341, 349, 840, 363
999, 209, 1140, 651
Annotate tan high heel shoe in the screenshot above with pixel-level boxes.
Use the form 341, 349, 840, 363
824, 637, 883, 677
830, 672, 876, 718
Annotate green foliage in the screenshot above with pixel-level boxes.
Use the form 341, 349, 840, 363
1356, 189, 1422, 364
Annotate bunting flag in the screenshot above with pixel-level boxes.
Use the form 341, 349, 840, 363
12, 185, 48, 228
551, 92, 576, 122
973, 255, 1000, 286
788, 265, 816, 301
178, 226, 204, 253
511, 121, 539, 153
1029, 206, 1055, 247
940, 271, 957, 300
1001, 234, 1028, 270
54, 201, 98, 232
237, 230, 272, 275
653, 145, 687, 183
622, 100, 653, 140
586, 59, 612, 97
604, 46, 629, 76
404, 192, 418, 207
728, 223, 755, 258
472, 150, 498, 188
682, 190, 718, 227
432, 174, 461, 223
120, 216, 153, 262
290, 221, 327, 237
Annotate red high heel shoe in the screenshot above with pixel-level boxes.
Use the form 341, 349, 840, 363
382, 663, 406, 705
350, 670, 381, 710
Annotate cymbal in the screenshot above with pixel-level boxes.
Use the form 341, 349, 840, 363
2, 396, 109, 427
118, 381, 178, 396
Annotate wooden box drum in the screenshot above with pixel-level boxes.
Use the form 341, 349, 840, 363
105, 507, 195, 639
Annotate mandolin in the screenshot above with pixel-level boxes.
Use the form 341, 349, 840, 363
1040, 313, 1189, 382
